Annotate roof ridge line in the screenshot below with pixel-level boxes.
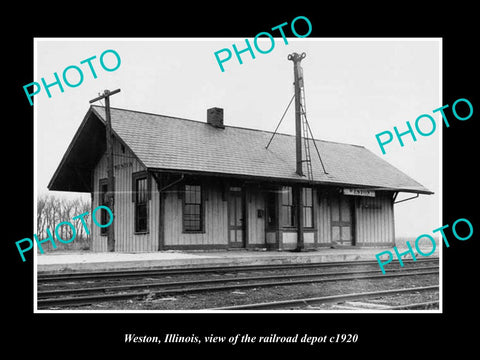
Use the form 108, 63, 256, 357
90, 105, 365, 148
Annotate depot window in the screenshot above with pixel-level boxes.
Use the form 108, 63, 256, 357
132, 172, 150, 234
303, 187, 314, 228
281, 186, 296, 227
281, 186, 314, 228
183, 184, 203, 232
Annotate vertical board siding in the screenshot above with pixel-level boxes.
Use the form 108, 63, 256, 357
355, 192, 394, 245
92, 138, 159, 252
316, 190, 331, 245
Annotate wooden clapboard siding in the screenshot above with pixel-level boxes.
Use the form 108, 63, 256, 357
355, 192, 394, 246
281, 232, 297, 250
92, 138, 159, 252
163, 183, 228, 246
316, 190, 332, 245
280, 230, 315, 249
304, 232, 315, 245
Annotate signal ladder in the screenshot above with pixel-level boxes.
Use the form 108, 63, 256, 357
299, 84, 314, 181
299, 83, 328, 180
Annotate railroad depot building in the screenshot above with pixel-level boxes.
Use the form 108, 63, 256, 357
48, 105, 432, 252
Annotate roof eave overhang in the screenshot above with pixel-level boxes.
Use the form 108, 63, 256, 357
48, 106, 149, 193
147, 167, 433, 195
48, 107, 106, 192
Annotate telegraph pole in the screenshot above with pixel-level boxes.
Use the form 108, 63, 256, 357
89, 88, 121, 252
288, 52, 306, 251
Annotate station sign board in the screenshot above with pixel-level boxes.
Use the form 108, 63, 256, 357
343, 188, 376, 197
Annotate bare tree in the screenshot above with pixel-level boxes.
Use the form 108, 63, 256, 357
36, 195, 47, 239
37, 194, 91, 252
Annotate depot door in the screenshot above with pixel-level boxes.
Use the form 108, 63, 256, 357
228, 186, 245, 248
331, 195, 354, 245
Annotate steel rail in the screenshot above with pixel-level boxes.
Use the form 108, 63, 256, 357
37, 269, 439, 308
388, 300, 439, 310
38, 257, 439, 282
209, 285, 439, 310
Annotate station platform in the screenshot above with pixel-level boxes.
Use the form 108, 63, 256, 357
36, 247, 406, 274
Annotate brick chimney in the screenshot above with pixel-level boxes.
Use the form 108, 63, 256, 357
207, 107, 224, 129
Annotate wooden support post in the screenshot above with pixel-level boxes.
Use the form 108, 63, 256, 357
90, 89, 121, 252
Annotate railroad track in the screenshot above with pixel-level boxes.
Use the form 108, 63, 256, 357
38, 258, 438, 282
37, 259, 439, 309
210, 285, 440, 310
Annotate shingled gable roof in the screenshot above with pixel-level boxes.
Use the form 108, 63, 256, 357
48, 105, 432, 195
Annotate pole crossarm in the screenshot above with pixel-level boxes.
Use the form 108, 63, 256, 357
89, 88, 121, 104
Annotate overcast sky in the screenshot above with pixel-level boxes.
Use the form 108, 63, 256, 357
35, 38, 441, 237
